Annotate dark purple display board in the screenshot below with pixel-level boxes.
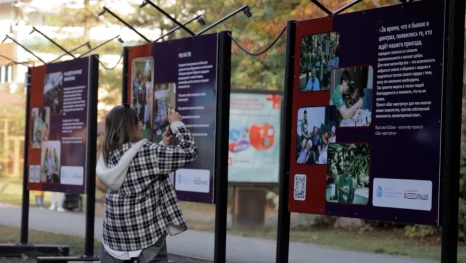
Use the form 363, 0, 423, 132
154, 34, 218, 203
288, 0, 445, 225
28, 57, 95, 194
127, 34, 219, 203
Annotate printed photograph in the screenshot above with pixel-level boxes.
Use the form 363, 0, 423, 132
329, 66, 373, 127
29, 165, 40, 183
43, 72, 64, 114
326, 143, 370, 205
153, 83, 176, 142
131, 57, 154, 140
40, 140, 61, 184
30, 107, 50, 149
299, 32, 340, 92
34, 165, 41, 183
28, 165, 34, 183
296, 107, 338, 165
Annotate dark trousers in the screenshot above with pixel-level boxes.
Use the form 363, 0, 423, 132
101, 235, 168, 263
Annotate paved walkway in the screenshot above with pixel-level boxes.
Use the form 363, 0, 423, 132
0, 204, 438, 263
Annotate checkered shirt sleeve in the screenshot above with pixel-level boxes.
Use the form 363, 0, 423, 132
146, 126, 198, 175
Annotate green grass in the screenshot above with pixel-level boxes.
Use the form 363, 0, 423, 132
225, 227, 466, 263
179, 201, 216, 212
0, 176, 36, 206
0, 224, 101, 256
184, 218, 466, 262
0, 175, 106, 208
180, 221, 466, 262
179, 218, 463, 262
0, 174, 218, 215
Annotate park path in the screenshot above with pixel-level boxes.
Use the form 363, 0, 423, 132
0, 203, 438, 263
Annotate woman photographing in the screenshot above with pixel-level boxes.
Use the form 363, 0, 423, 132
96, 104, 198, 263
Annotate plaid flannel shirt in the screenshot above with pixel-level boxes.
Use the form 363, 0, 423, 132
102, 125, 197, 251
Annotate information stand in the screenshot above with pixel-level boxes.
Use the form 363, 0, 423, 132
286, 0, 446, 226
122, 32, 232, 262
0, 56, 99, 261
278, 0, 464, 262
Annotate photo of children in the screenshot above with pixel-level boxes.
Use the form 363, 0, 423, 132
30, 107, 50, 149
43, 72, 64, 114
153, 83, 176, 142
40, 141, 61, 184
326, 143, 370, 205
329, 66, 373, 127
299, 32, 340, 92
296, 107, 339, 165
131, 58, 154, 140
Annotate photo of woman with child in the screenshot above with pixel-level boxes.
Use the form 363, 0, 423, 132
40, 141, 61, 184
30, 107, 50, 149
329, 67, 373, 127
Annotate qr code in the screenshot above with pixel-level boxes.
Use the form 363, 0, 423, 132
294, 174, 306, 201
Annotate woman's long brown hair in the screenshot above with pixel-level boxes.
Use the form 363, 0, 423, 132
101, 104, 139, 165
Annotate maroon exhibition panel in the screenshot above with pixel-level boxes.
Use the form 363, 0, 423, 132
288, 0, 445, 226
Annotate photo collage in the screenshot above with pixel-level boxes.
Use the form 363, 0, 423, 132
297, 32, 373, 206
30, 72, 63, 184
131, 57, 176, 143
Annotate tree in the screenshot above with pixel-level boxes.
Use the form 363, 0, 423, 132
16, 0, 404, 117
0, 99, 26, 170
18, 0, 401, 97
17, 0, 133, 121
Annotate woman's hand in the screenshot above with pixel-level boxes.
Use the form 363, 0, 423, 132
167, 108, 182, 123
162, 126, 174, 146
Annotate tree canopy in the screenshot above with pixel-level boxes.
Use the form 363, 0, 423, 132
18, 0, 400, 117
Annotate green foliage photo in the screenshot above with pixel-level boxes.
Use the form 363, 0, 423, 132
328, 143, 370, 180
